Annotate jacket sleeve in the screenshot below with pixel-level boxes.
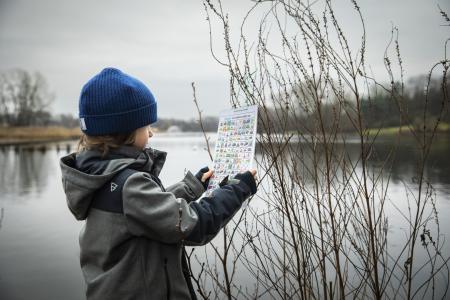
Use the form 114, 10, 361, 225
165, 171, 205, 203
122, 172, 202, 244
122, 171, 256, 245
184, 172, 257, 246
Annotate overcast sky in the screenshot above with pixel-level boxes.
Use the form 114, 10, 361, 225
0, 0, 448, 119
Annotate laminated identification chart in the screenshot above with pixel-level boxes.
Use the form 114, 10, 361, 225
207, 105, 258, 192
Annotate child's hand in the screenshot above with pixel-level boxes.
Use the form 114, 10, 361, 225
234, 169, 258, 195
195, 166, 214, 190
201, 169, 214, 183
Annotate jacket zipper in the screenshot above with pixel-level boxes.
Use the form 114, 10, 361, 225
164, 258, 171, 300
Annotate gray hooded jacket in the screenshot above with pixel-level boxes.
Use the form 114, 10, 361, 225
60, 146, 256, 300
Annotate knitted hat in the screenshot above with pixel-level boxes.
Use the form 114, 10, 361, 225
79, 67, 157, 136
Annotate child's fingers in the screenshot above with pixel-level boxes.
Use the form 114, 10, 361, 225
201, 169, 214, 182
249, 169, 257, 177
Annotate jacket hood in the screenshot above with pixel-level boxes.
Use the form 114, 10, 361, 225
60, 146, 167, 220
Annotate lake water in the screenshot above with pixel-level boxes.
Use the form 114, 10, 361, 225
0, 133, 449, 299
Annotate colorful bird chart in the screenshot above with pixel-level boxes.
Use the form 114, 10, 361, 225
207, 105, 258, 192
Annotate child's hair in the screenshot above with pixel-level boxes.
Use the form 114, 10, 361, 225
77, 130, 137, 157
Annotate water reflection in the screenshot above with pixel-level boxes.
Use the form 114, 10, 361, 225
1, 136, 448, 202
359, 136, 450, 193
0, 135, 448, 299
0, 143, 74, 201
255, 135, 450, 192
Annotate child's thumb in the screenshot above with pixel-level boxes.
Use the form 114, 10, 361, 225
201, 169, 214, 182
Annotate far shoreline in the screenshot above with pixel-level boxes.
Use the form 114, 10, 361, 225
1, 124, 448, 147
0, 126, 81, 146
0, 126, 212, 146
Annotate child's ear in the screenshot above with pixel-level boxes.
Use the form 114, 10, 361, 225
148, 126, 154, 138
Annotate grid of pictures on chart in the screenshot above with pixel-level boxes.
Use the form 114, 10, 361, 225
207, 105, 258, 192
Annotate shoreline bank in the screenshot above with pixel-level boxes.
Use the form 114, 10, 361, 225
0, 126, 81, 145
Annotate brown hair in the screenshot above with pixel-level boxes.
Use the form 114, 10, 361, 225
77, 131, 138, 157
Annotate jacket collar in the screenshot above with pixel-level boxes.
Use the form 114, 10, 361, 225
75, 145, 167, 177
108, 146, 167, 177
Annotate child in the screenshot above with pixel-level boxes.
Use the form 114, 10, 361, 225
60, 67, 257, 300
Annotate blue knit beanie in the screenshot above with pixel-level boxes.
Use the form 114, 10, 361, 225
79, 67, 157, 136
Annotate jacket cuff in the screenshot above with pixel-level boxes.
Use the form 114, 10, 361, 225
184, 171, 206, 198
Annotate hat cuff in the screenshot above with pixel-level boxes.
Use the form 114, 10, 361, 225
81, 102, 157, 136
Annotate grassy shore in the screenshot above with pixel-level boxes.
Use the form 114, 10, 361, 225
365, 123, 450, 136
1, 123, 448, 146
0, 126, 81, 145
0, 126, 166, 146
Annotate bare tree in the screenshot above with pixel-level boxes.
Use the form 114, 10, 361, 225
0, 69, 54, 126
188, 1, 450, 299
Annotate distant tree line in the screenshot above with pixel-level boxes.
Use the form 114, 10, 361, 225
360, 75, 450, 131
2, 69, 447, 133
259, 75, 449, 133
153, 116, 219, 132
